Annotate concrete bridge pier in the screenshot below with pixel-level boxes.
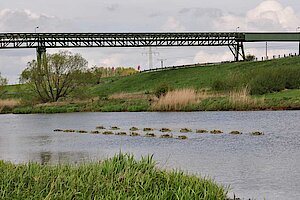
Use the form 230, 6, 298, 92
36, 46, 47, 69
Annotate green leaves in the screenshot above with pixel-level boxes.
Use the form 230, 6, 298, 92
20, 51, 88, 102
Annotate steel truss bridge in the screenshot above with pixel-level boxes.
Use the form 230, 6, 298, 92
0, 32, 299, 63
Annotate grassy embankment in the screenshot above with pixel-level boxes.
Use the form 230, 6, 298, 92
2, 56, 300, 113
0, 153, 229, 200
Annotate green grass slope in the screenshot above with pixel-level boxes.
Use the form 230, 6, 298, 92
90, 57, 300, 96
2, 57, 300, 113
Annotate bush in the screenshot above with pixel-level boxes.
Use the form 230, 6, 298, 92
250, 72, 285, 95
245, 54, 256, 61
211, 67, 300, 95
154, 83, 172, 98
284, 68, 300, 89
211, 72, 247, 92
250, 67, 300, 95
211, 80, 229, 91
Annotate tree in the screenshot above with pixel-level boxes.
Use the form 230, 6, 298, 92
0, 72, 8, 97
20, 51, 88, 102
245, 54, 256, 61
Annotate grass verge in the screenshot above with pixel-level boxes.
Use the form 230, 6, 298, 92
0, 153, 228, 200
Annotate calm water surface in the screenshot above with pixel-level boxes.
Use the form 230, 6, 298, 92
0, 111, 299, 200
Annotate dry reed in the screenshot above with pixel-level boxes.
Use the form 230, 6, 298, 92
151, 88, 199, 111
197, 89, 225, 100
151, 87, 265, 111
0, 99, 20, 111
229, 87, 264, 108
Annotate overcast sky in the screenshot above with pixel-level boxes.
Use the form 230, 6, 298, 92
1, 0, 300, 83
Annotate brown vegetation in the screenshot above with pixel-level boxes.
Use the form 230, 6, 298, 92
151, 87, 265, 111
0, 99, 20, 112
151, 88, 199, 111
228, 87, 265, 109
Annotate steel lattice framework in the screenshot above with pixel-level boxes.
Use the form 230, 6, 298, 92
0, 32, 244, 48
1, 32, 299, 62
0, 32, 247, 62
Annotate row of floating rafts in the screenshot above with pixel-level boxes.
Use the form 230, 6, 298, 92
53, 126, 264, 139
54, 129, 187, 140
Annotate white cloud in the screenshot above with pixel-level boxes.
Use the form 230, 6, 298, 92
193, 51, 233, 63
0, 9, 75, 83
245, 44, 298, 59
173, 58, 193, 66
162, 17, 186, 31
0, 8, 73, 32
0, 50, 35, 83
213, 0, 300, 31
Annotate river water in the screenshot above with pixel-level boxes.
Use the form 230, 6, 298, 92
0, 111, 299, 199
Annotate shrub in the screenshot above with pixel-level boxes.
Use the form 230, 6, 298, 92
154, 83, 172, 98
211, 73, 244, 92
250, 70, 285, 95
284, 68, 300, 89
211, 80, 228, 91
249, 67, 300, 95
245, 54, 256, 61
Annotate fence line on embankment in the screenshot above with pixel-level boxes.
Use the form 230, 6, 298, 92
141, 52, 300, 73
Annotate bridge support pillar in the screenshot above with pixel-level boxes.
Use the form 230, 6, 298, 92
36, 47, 47, 69
229, 42, 245, 62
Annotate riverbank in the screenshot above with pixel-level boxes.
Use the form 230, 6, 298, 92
2, 88, 300, 114
0, 153, 229, 199
1, 57, 300, 114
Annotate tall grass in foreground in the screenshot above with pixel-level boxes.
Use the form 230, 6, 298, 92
0, 154, 228, 200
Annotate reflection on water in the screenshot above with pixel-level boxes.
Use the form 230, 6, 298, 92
0, 111, 300, 200
40, 151, 51, 164
39, 151, 88, 165
28, 136, 52, 145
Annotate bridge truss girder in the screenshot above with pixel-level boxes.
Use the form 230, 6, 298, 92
0, 32, 246, 62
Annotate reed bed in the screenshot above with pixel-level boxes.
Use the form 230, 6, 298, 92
0, 154, 228, 199
151, 88, 229, 111
229, 87, 264, 109
151, 88, 199, 111
0, 99, 20, 112
150, 86, 267, 111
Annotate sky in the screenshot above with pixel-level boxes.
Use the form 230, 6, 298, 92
1, 0, 300, 83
